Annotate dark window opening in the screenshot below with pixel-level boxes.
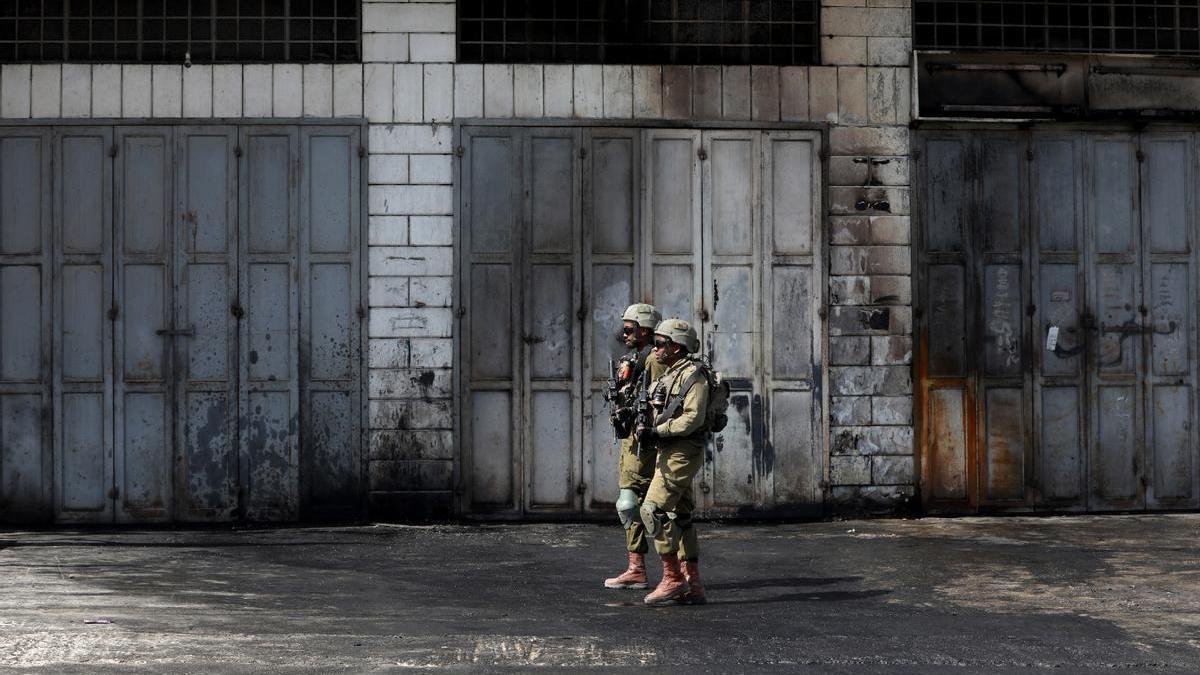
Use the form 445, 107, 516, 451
916, 0, 1200, 57
457, 0, 819, 65
0, 0, 360, 63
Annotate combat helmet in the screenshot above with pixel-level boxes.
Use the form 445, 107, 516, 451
622, 303, 662, 329
654, 318, 700, 354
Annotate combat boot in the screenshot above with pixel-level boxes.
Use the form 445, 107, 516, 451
643, 554, 688, 605
680, 559, 706, 605
604, 552, 648, 589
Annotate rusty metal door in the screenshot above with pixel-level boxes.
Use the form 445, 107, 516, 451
0, 129, 53, 522
918, 128, 1200, 513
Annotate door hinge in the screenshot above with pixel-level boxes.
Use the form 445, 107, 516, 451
1136, 149, 1145, 163
699, 481, 711, 494
579, 146, 588, 159
108, 144, 118, 158
455, 306, 467, 318
230, 303, 244, 319
358, 144, 366, 158
576, 305, 587, 321
817, 306, 828, 320
576, 482, 587, 495
107, 305, 119, 321
455, 145, 465, 158
234, 145, 243, 158
356, 304, 366, 320
107, 486, 119, 499
1026, 148, 1035, 161
697, 147, 708, 161
697, 307, 709, 322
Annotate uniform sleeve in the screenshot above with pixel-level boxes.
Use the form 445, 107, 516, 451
655, 371, 708, 437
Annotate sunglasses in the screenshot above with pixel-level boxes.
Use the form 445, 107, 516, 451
621, 326, 637, 335
652, 338, 673, 349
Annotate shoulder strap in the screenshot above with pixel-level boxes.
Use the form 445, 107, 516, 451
655, 368, 705, 426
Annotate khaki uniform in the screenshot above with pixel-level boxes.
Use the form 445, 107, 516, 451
617, 352, 667, 554
644, 358, 708, 557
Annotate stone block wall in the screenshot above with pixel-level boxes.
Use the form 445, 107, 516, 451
0, 0, 918, 517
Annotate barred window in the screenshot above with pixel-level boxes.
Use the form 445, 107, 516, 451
457, 0, 820, 65
0, 0, 360, 63
915, 0, 1200, 56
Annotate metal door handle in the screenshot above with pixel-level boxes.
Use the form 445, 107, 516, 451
156, 327, 196, 337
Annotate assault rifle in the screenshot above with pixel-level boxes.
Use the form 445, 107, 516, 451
632, 368, 654, 457
605, 352, 640, 440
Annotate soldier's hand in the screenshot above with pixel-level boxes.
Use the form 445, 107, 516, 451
636, 426, 658, 445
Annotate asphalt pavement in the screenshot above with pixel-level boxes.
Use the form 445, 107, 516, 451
2, 514, 1198, 673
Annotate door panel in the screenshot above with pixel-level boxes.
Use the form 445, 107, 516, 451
1141, 135, 1197, 509
0, 129, 52, 521
55, 127, 113, 523
114, 127, 173, 523
522, 128, 580, 514
702, 130, 760, 512
582, 129, 638, 514
176, 127, 239, 522
461, 128, 520, 512
300, 127, 363, 517
1087, 135, 1144, 511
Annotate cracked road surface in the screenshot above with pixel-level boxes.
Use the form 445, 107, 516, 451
2, 515, 1198, 673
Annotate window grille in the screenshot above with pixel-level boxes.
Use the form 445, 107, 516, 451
915, 1, 1200, 56
457, 0, 819, 65
0, 0, 360, 63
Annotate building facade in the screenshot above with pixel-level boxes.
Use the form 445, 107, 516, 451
1, 1, 1194, 523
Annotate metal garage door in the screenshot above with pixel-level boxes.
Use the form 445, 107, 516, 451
917, 128, 1200, 513
457, 124, 824, 518
0, 123, 363, 524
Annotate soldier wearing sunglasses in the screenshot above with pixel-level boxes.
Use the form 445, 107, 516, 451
635, 318, 708, 606
602, 303, 669, 591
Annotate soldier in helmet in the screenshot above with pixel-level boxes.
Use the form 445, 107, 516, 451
603, 303, 667, 590
636, 318, 708, 606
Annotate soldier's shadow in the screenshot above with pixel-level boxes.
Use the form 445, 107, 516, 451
704, 576, 891, 605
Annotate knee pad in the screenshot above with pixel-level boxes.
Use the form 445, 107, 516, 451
640, 501, 665, 538
639, 501, 676, 538
616, 489, 640, 530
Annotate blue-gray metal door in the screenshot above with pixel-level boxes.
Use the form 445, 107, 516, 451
299, 126, 364, 519
55, 127, 115, 523
1, 123, 362, 524
175, 126, 240, 521
0, 129, 52, 522
460, 124, 825, 518
114, 126, 175, 523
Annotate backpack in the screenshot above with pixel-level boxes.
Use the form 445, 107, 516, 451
692, 355, 731, 434
658, 354, 730, 435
